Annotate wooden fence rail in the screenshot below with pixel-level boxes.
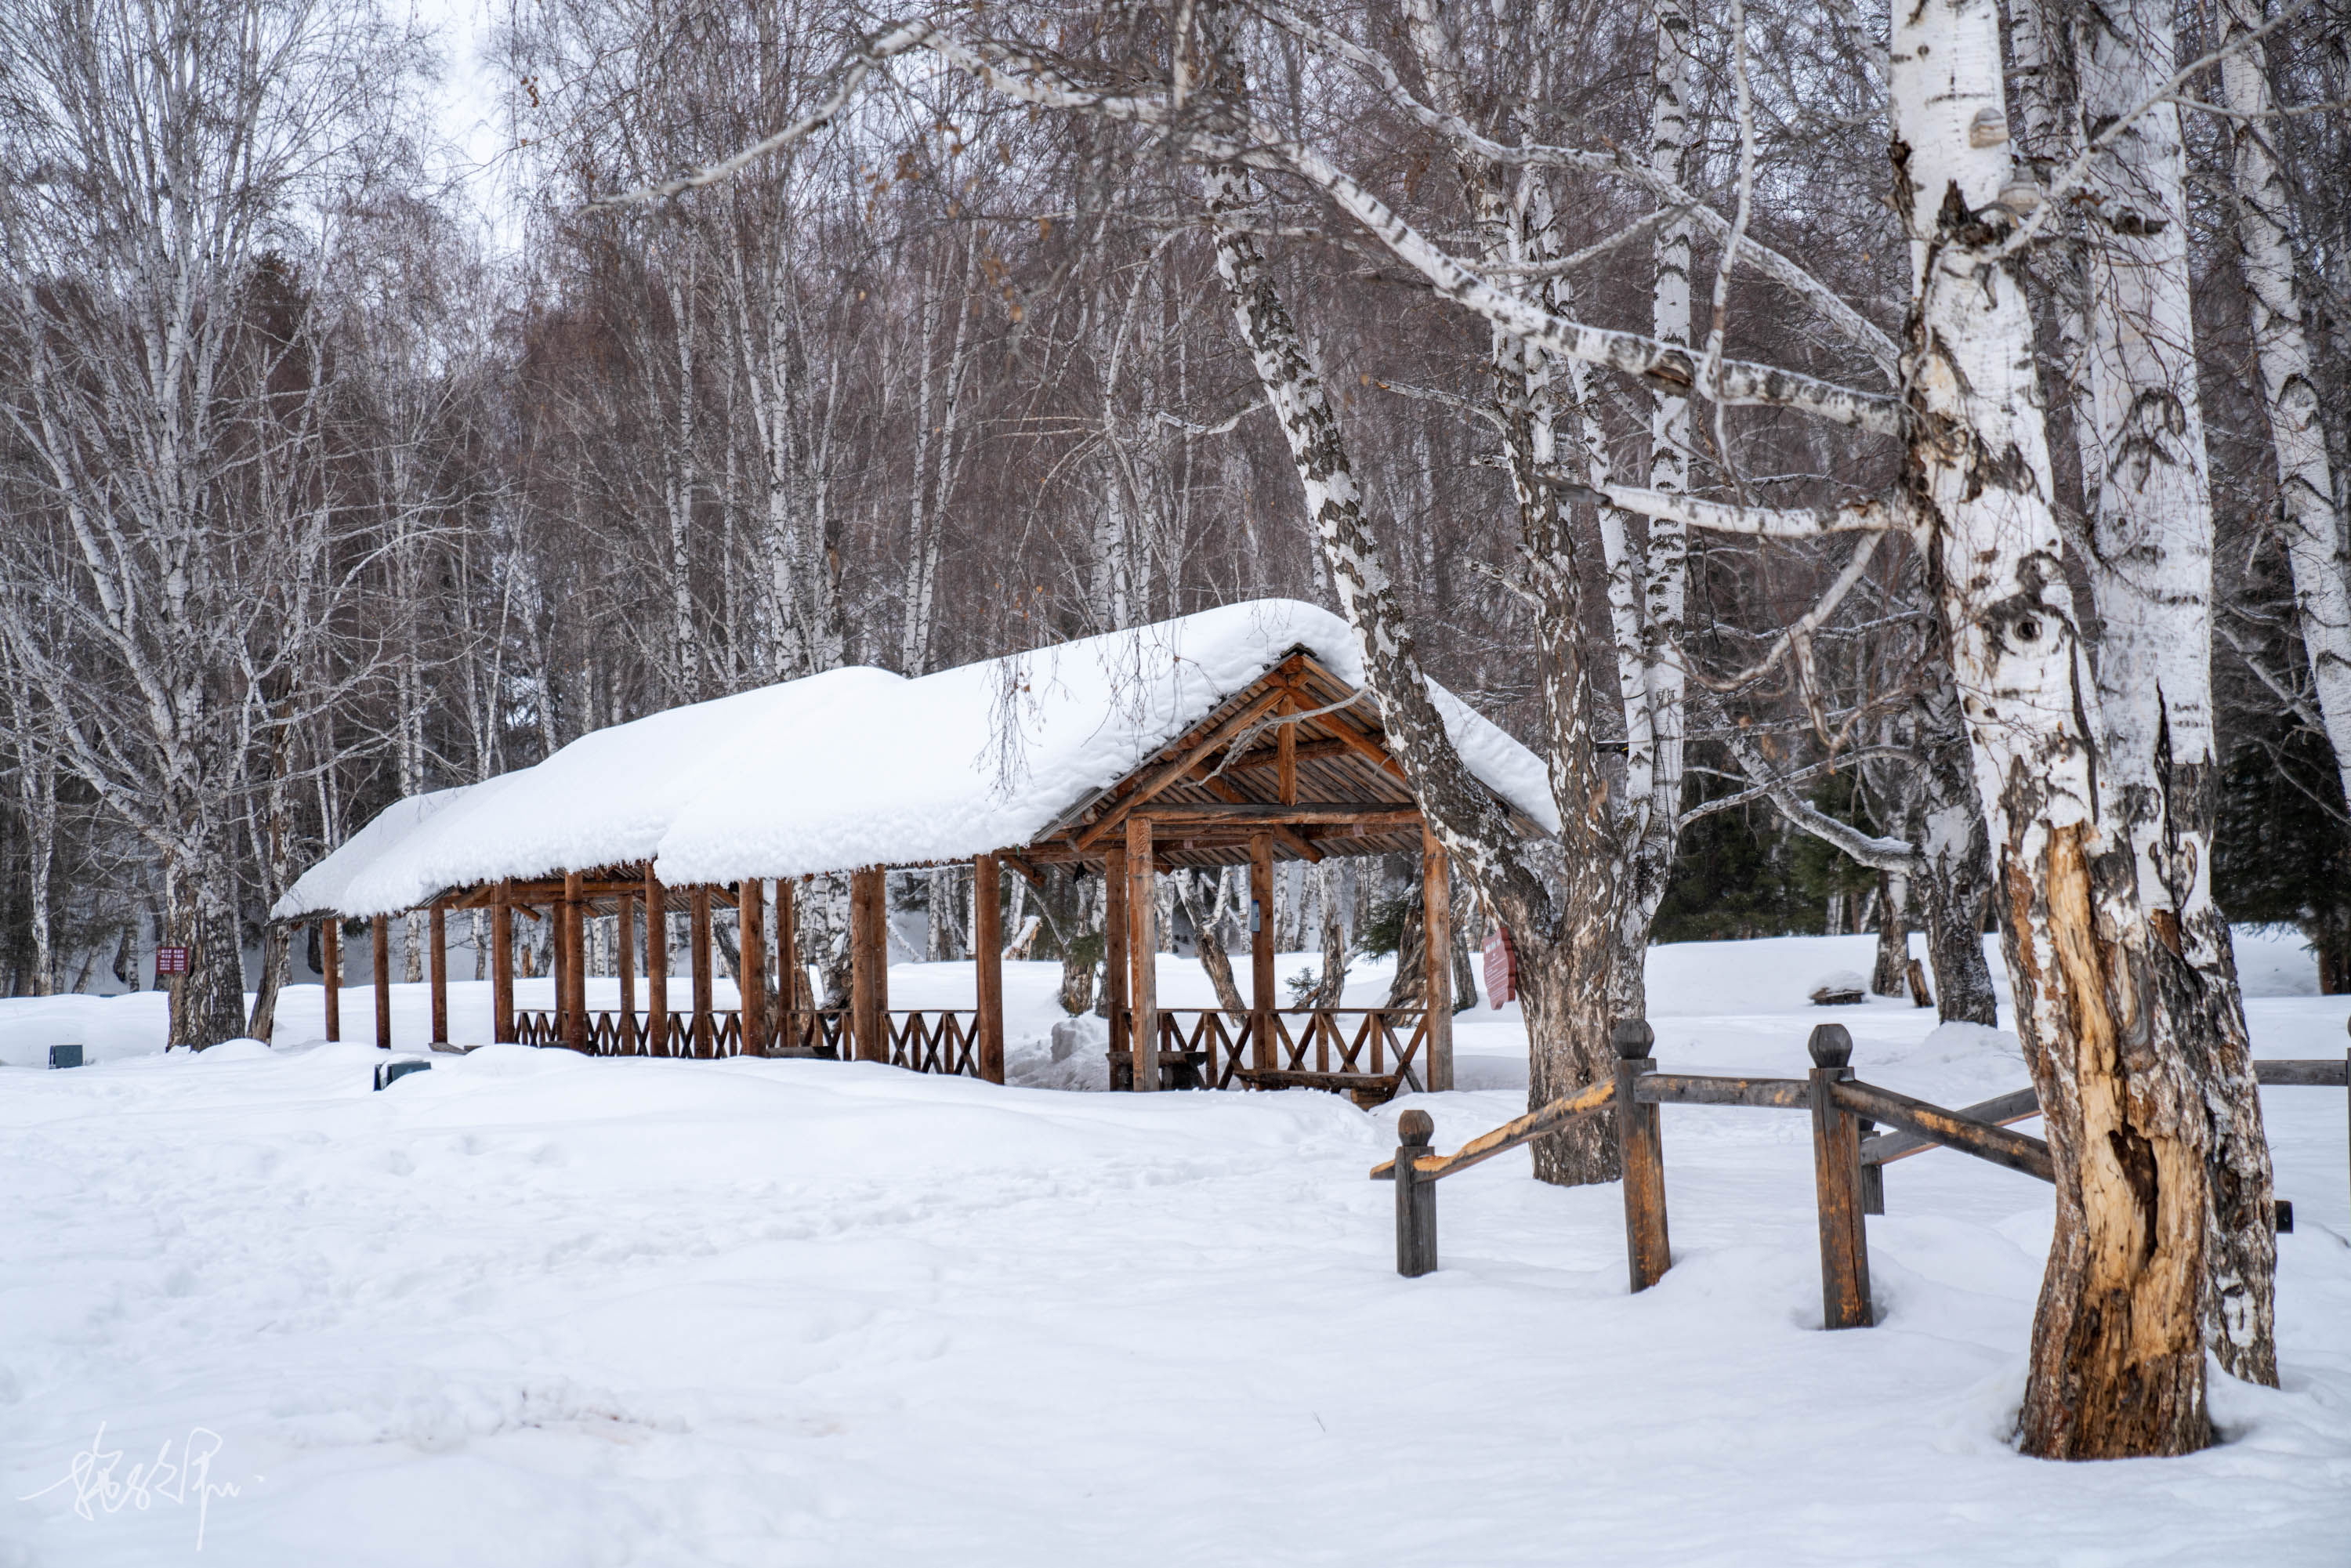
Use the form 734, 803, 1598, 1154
1371, 1025, 2351, 1334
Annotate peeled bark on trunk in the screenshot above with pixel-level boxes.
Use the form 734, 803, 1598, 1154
1386, 885, 1428, 1010
1892, 0, 2251, 1455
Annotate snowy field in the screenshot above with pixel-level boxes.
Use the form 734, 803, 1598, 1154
3, 931, 2348, 1564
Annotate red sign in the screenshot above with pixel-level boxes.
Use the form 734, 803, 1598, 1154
1482, 927, 1517, 1009
154, 945, 190, 976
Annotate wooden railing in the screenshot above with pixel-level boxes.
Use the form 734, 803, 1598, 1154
507, 1005, 984, 1077
1373, 1023, 2349, 1328
1136, 1007, 1427, 1102
886, 1009, 982, 1077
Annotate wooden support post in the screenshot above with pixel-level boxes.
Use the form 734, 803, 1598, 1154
1613, 1019, 1670, 1291
1103, 842, 1130, 1085
321, 918, 342, 1041
850, 867, 886, 1063
491, 887, 514, 1043
563, 871, 588, 1053
1807, 1023, 1874, 1329
1422, 824, 1454, 1092
1394, 1108, 1438, 1277
616, 890, 636, 1052
1126, 817, 1158, 1092
1249, 831, 1276, 1073
690, 885, 714, 1058
645, 868, 668, 1057
428, 905, 448, 1046
371, 914, 392, 1051
974, 853, 1005, 1084
739, 878, 767, 1057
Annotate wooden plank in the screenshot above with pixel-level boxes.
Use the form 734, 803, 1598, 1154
321, 917, 342, 1042
1831, 1078, 2055, 1182
1614, 1024, 1671, 1293
2255, 1058, 2351, 1087
644, 868, 668, 1057
491, 889, 513, 1043
1194, 773, 1328, 863
998, 850, 1045, 889
616, 889, 636, 1052
1249, 831, 1275, 1074
1635, 1074, 1813, 1109
1127, 817, 1158, 1091
739, 878, 767, 1058
1422, 824, 1453, 1093
1121, 802, 1419, 825
1862, 1085, 2040, 1165
1371, 1078, 1617, 1181
690, 885, 714, 1059
850, 867, 886, 1063
563, 872, 588, 1053
371, 914, 392, 1051
975, 853, 1005, 1084
1075, 685, 1294, 850
428, 905, 448, 1045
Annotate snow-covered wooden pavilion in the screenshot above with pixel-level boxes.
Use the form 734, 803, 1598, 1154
277, 600, 1557, 1100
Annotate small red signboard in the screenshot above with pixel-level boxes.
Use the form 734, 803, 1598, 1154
154, 945, 191, 976
1482, 927, 1517, 1010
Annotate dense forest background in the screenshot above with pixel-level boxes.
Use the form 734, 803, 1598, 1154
2, 0, 2346, 1001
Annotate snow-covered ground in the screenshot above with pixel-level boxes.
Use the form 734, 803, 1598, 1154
3, 932, 2347, 1564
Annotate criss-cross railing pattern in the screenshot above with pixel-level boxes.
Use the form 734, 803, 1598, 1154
1150, 1007, 1427, 1093
886, 1009, 980, 1077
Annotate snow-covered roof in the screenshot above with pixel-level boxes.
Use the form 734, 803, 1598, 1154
276, 599, 1556, 920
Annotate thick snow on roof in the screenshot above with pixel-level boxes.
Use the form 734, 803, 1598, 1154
281, 599, 1556, 918
273, 784, 478, 920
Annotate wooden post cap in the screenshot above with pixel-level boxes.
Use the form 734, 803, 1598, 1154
1398, 1109, 1435, 1146
1807, 1023, 1854, 1068
1612, 1019, 1655, 1059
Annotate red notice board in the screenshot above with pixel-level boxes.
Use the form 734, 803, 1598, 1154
154, 946, 190, 976
1482, 927, 1517, 1009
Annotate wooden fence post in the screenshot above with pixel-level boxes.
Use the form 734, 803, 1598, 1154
1613, 1019, 1671, 1291
371, 914, 392, 1051
1857, 1117, 1886, 1215
321, 917, 342, 1041
1394, 1108, 1438, 1277
428, 904, 447, 1046
1807, 1023, 1874, 1329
